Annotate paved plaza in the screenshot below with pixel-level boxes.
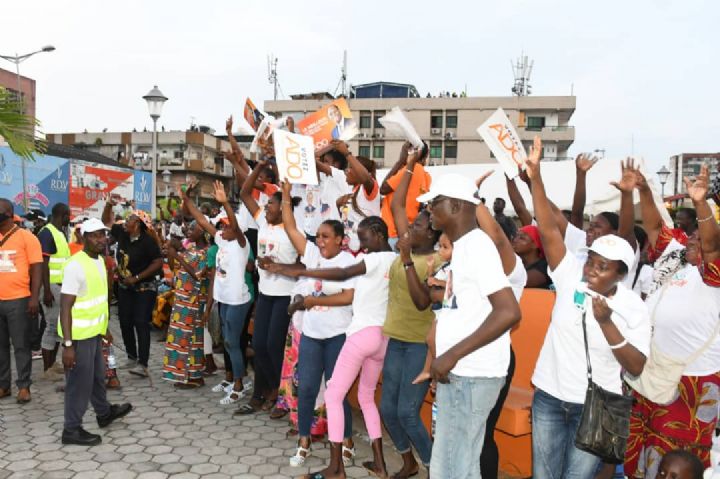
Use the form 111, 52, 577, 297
0, 310, 420, 479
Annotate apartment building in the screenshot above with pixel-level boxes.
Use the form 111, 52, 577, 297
0, 67, 36, 119
265, 82, 576, 167
44, 128, 249, 200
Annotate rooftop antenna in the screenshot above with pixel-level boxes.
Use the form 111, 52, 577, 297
267, 54, 279, 100
511, 52, 533, 96
333, 50, 348, 97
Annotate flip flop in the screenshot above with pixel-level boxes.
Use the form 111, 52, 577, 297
269, 407, 288, 420
233, 403, 260, 416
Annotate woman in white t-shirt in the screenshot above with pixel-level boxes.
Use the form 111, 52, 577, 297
180, 182, 252, 405
525, 137, 651, 479
237, 160, 299, 416
263, 215, 396, 478
332, 141, 381, 255
274, 181, 359, 468
624, 164, 720, 478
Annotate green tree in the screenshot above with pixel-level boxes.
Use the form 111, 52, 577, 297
0, 86, 45, 160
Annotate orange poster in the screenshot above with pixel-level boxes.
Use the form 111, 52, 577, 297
243, 97, 265, 131
296, 98, 358, 151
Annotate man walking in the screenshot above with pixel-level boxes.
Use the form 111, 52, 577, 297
417, 176, 521, 478
0, 198, 42, 403
59, 218, 131, 445
37, 202, 71, 380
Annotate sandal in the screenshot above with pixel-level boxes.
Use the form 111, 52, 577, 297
211, 380, 232, 393
342, 445, 356, 467
234, 403, 260, 416
219, 389, 244, 405
174, 382, 202, 390
0, 389, 11, 399
289, 444, 311, 467
269, 407, 288, 420
261, 399, 275, 412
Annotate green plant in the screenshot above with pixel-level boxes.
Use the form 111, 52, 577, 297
0, 86, 45, 160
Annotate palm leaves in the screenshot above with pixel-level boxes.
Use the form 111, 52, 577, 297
0, 86, 45, 160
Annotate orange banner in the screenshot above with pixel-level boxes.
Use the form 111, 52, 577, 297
296, 98, 357, 151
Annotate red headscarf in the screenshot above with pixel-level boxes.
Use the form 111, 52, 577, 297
519, 225, 544, 258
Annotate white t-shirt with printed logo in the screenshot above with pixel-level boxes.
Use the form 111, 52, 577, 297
346, 251, 397, 337
341, 181, 382, 253
435, 229, 514, 378
646, 239, 720, 376
300, 242, 358, 339
254, 208, 298, 297
532, 251, 651, 403
299, 167, 350, 236
213, 232, 251, 306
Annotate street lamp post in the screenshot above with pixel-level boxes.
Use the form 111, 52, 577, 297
142, 86, 168, 220
657, 165, 671, 200
0, 45, 55, 214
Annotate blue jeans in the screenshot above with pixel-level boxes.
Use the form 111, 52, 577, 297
297, 333, 351, 439
532, 388, 601, 479
380, 339, 432, 465
219, 302, 251, 382
430, 373, 505, 478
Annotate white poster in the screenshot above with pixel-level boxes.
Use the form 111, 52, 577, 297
272, 130, 318, 185
379, 107, 423, 149
476, 107, 527, 179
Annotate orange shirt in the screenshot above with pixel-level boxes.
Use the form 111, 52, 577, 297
0, 227, 43, 300
380, 163, 432, 238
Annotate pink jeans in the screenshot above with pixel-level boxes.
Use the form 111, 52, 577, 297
325, 326, 389, 443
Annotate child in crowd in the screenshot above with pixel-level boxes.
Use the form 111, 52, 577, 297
655, 450, 704, 479
413, 232, 454, 385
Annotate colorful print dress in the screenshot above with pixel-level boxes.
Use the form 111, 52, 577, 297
162, 245, 209, 384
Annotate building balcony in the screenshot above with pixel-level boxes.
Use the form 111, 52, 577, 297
518, 125, 575, 142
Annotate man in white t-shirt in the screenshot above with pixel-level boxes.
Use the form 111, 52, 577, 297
417, 174, 521, 479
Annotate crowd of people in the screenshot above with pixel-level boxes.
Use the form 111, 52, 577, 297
1, 112, 719, 479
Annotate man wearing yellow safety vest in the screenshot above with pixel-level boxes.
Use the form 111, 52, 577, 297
59, 218, 132, 446
37, 203, 71, 381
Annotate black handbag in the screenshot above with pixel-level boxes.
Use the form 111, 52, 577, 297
574, 311, 635, 464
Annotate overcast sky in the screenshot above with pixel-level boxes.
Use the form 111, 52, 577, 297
4, 0, 718, 175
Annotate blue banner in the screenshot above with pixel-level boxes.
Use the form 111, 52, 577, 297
0, 147, 70, 216
133, 170, 152, 213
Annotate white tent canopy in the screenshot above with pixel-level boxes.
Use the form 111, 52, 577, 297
378, 157, 674, 227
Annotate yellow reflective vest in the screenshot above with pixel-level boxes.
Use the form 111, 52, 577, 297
41, 223, 70, 284
58, 251, 109, 340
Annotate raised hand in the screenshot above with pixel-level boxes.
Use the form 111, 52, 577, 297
610, 158, 639, 193
331, 140, 349, 157
425, 254, 436, 273
684, 163, 710, 203
281, 180, 292, 196
212, 180, 228, 204
226, 115, 233, 134
576, 153, 599, 173
475, 170, 494, 188
634, 169, 650, 192
525, 135, 543, 180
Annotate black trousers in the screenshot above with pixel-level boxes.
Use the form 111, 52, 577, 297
117, 288, 156, 367
480, 347, 516, 479
252, 293, 291, 392
64, 335, 111, 430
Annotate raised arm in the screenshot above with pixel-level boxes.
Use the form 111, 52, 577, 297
280, 181, 307, 256
570, 154, 598, 228
610, 158, 639, 250
685, 164, 720, 262
239, 160, 265, 219
179, 185, 216, 237
213, 180, 246, 248
475, 198, 517, 275
397, 234, 432, 310
333, 140, 373, 194
225, 115, 244, 157
390, 151, 418, 238
505, 175, 533, 226
380, 142, 410, 195
527, 136, 567, 270
634, 170, 664, 249
102, 198, 115, 227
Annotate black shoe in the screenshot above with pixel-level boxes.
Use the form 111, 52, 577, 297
62, 427, 101, 446
96, 403, 133, 428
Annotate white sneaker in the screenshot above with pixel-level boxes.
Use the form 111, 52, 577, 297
211, 380, 232, 393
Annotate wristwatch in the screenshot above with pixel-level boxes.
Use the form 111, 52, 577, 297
63, 340, 73, 348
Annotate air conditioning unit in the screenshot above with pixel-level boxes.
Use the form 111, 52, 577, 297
376, 133, 384, 139
359, 132, 368, 139
431, 128, 441, 135
445, 131, 455, 140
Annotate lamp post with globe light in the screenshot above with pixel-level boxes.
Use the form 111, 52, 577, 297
656, 165, 671, 200
0, 45, 56, 213
142, 86, 168, 219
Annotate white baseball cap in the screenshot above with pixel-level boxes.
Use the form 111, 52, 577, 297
586, 234, 636, 271
416, 173, 480, 205
80, 218, 109, 235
